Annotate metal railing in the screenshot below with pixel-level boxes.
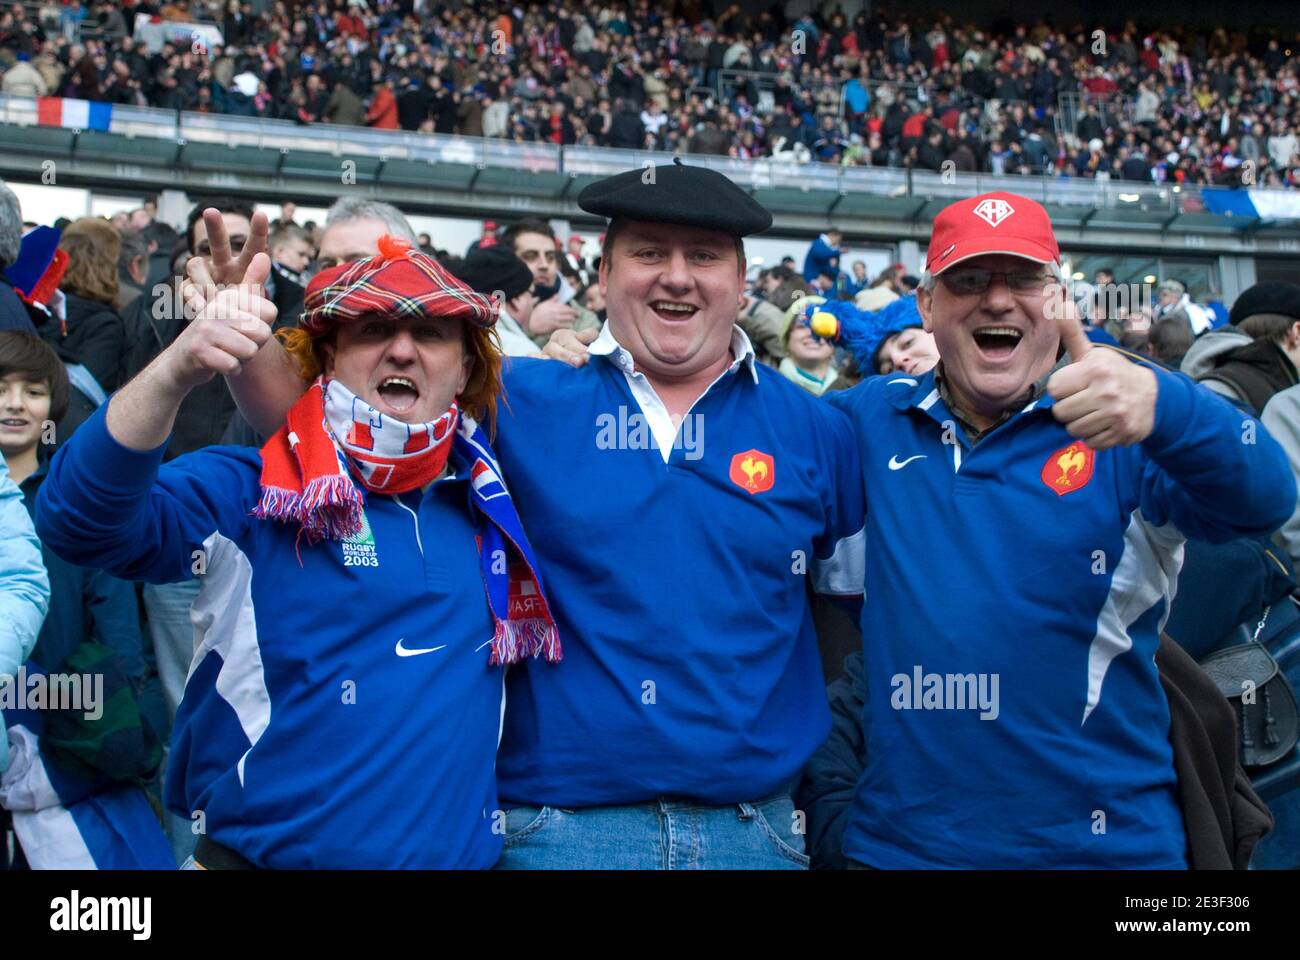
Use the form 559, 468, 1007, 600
0, 92, 1291, 218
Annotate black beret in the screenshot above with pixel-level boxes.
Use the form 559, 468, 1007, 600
577, 159, 773, 236
451, 245, 534, 301
1230, 280, 1300, 327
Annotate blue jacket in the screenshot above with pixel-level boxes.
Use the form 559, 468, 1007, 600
2, 660, 173, 869
802, 235, 841, 285
827, 364, 1296, 867
1085, 325, 1121, 348
0, 459, 49, 772
36, 406, 509, 868
843, 79, 870, 115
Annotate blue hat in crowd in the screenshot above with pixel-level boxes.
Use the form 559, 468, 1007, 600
799, 295, 924, 373
859, 295, 924, 369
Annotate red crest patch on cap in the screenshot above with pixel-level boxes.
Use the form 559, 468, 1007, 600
924, 191, 1060, 275
1040, 441, 1094, 496
972, 197, 1015, 227
729, 449, 775, 495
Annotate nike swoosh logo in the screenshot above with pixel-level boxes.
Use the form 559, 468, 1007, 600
887, 454, 927, 471
395, 638, 447, 657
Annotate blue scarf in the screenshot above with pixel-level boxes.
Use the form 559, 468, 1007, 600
453, 414, 562, 666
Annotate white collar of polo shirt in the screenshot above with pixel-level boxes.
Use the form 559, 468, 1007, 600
589, 320, 760, 385
589, 320, 760, 463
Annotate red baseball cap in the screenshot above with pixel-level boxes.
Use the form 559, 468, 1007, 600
924, 192, 1060, 275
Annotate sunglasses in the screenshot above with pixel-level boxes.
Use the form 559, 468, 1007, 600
939, 268, 1055, 297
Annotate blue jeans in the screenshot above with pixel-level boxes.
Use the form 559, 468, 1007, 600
496, 794, 809, 870
143, 579, 203, 721
143, 579, 203, 868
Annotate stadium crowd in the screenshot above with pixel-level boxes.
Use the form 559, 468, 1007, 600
0, 2, 1298, 187
0, 161, 1297, 868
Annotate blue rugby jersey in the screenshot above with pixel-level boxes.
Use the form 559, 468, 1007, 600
828, 365, 1297, 868
492, 326, 866, 807
36, 406, 506, 868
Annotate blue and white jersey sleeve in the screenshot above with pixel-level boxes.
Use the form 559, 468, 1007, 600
810, 398, 866, 597
1129, 367, 1296, 544
36, 405, 258, 585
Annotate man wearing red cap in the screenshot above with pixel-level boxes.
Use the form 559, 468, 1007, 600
824, 191, 1296, 868
33, 242, 559, 868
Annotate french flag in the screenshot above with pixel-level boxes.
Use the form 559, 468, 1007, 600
36, 97, 112, 132
471, 458, 508, 501
1202, 185, 1300, 221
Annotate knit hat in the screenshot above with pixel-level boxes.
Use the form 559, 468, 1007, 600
859, 295, 925, 368
794, 295, 924, 372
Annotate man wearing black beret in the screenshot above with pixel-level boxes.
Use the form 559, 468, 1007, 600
479, 159, 865, 869
452, 246, 543, 357
213, 160, 866, 870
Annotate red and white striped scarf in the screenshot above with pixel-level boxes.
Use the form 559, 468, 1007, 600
254, 377, 456, 541
254, 377, 561, 665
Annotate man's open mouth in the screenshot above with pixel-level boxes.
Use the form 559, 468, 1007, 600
376, 376, 420, 413
650, 300, 698, 321
972, 325, 1023, 360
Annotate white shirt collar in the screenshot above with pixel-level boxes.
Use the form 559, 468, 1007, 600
589, 320, 760, 385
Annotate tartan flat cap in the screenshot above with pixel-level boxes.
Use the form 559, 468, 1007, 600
301, 235, 497, 334
577, 158, 772, 236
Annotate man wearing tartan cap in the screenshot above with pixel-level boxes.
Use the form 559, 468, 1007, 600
34, 240, 559, 868
299, 234, 497, 336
